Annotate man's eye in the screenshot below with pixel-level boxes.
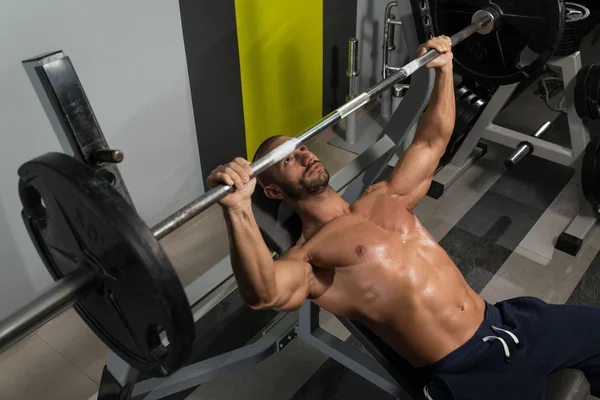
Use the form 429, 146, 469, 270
284, 157, 292, 165
300, 146, 307, 151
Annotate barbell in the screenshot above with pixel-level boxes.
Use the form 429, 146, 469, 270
0, 0, 567, 378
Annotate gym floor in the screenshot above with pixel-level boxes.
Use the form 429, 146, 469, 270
2, 34, 600, 400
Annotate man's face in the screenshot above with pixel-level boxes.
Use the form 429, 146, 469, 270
265, 137, 330, 200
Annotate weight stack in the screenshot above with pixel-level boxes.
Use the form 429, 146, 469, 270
441, 85, 487, 163
530, 2, 590, 57
575, 64, 600, 120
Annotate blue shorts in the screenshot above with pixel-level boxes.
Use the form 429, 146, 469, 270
415, 297, 600, 400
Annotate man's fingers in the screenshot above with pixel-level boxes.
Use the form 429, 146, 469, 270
229, 162, 250, 183
245, 165, 254, 179
432, 38, 447, 53
232, 157, 254, 182
224, 167, 243, 189
215, 172, 234, 187
233, 157, 250, 168
208, 158, 256, 191
424, 36, 452, 54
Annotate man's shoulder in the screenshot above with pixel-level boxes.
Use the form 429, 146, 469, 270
360, 181, 390, 197
351, 181, 393, 209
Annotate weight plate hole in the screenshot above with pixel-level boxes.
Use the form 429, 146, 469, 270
428, 32, 434, 40
423, 15, 432, 28
98, 170, 116, 187
420, 0, 428, 10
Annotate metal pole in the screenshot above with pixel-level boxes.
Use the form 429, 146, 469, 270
505, 121, 552, 169
151, 13, 494, 240
381, 1, 398, 119
0, 267, 100, 353
345, 38, 360, 144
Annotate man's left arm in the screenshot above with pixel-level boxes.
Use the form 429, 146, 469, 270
374, 36, 456, 209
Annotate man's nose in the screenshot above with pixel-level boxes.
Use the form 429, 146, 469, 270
299, 152, 314, 166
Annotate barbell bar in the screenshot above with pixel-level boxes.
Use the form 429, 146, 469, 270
151, 11, 495, 240
0, 11, 494, 368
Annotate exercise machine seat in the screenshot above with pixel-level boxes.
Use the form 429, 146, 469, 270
250, 190, 592, 400
547, 369, 591, 400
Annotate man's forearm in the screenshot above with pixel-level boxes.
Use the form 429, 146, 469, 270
416, 66, 456, 144
222, 203, 278, 307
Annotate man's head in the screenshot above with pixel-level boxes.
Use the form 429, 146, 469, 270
253, 135, 330, 202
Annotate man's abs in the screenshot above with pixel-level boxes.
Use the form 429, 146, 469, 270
302, 196, 486, 367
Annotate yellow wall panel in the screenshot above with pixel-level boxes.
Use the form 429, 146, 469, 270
235, 0, 323, 159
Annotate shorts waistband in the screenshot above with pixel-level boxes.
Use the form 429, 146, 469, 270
416, 302, 502, 377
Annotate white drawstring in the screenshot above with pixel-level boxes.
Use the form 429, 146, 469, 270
483, 336, 511, 360
491, 326, 520, 345
483, 326, 520, 362
423, 384, 434, 400
423, 326, 520, 399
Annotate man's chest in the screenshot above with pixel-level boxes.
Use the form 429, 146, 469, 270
303, 198, 417, 270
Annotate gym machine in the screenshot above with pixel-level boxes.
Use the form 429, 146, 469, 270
431, 18, 599, 256
333, 0, 599, 257
0, 1, 594, 399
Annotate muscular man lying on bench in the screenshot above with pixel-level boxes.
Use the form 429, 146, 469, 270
207, 36, 600, 400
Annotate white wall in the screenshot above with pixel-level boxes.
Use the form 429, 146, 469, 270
0, 0, 203, 317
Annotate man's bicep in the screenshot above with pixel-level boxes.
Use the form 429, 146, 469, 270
385, 141, 442, 198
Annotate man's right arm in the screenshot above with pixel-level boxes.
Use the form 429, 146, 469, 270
208, 158, 316, 312
223, 202, 313, 311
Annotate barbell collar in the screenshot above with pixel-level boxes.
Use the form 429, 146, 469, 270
0, 266, 101, 353
346, 38, 360, 78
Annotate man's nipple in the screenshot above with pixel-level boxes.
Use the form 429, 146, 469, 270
355, 245, 367, 258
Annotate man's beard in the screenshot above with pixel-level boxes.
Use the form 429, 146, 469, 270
279, 164, 330, 200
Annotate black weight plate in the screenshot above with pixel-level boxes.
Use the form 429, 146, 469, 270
566, 2, 591, 23
554, 46, 582, 55
450, 99, 481, 155
562, 24, 589, 36
431, 0, 566, 85
18, 153, 195, 377
589, 65, 600, 96
564, 20, 589, 30
586, 64, 600, 100
530, 33, 584, 54
560, 29, 588, 40
581, 136, 600, 205
453, 102, 470, 134
560, 32, 584, 41
576, 65, 592, 119
453, 100, 471, 134
558, 37, 586, 46
553, 47, 581, 56
583, 64, 599, 118
587, 65, 600, 119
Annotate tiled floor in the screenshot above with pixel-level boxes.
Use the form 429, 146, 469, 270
3, 35, 600, 400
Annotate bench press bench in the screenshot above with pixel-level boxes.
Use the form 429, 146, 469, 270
251, 187, 591, 400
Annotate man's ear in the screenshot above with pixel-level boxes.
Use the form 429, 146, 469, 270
264, 184, 284, 200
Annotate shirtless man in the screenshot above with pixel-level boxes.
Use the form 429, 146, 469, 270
207, 36, 600, 400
